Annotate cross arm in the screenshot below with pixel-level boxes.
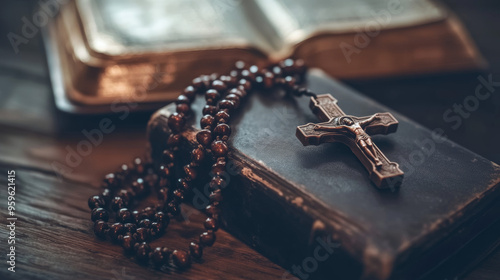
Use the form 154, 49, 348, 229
350, 112, 399, 136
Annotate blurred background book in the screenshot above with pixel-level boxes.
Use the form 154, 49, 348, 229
42, 0, 485, 114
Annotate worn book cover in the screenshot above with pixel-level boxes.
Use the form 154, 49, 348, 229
147, 70, 500, 279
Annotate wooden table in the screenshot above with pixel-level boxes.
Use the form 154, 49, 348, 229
0, 0, 499, 279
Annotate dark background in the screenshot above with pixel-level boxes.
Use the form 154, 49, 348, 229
0, 0, 499, 279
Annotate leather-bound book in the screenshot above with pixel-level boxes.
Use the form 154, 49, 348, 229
147, 70, 500, 280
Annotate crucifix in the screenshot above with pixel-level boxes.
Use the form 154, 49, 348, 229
296, 94, 404, 189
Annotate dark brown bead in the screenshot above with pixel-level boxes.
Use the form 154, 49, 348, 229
209, 190, 223, 204
205, 89, 220, 104
241, 69, 255, 82
172, 250, 191, 269
149, 222, 163, 239
124, 223, 137, 233
189, 241, 203, 259
132, 210, 144, 223
176, 103, 191, 116
235, 60, 246, 70
165, 201, 181, 216
211, 141, 228, 157
225, 93, 240, 108
211, 160, 226, 176
138, 219, 152, 229
220, 74, 237, 87
103, 173, 119, 189
158, 165, 172, 179
152, 247, 167, 267
219, 99, 235, 111
205, 205, 221, 217
209, 176, 227, 191
168, 112, 186, 133
101, 188, 112, 204
239, 79, 252, 91
162, 150, 175, 164
215, 111, 230, 124
157, 187, 169, 201
191, 148, 205, 164
119, 163, 131, 177
200, 114, 215, 129
88, 195, 105, 210
229, 88, 246, 99
204, 217, 219, 231
135, 242, 151, 263
111, 197, 128, 212
135, 227, 150, 243
121, 234, 136, 252
176, 178, 191, 192
262, 70, 275, 89
132, 178, 148, 197
109, 223, 125, 243
203, 105, 218, 116
183, 164, 197, 181
199, 231, 216, 247
91, 208, 109, 222
118, 189, 134, 204
183, 85, 197, 100
272, 65, 283, 76
176, 95, 190, 104
93, 220, 109, 239
211, 80, 228, 92
143, 206, 156, 219
196, 129, 212, 147
213, 123, 231, 139
117, 208, 132, 223
284, 76, 296, 90
192, 77, 206, 91
154, 211, 169, 228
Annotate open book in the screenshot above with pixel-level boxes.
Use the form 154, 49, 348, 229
44, 0, 484, 113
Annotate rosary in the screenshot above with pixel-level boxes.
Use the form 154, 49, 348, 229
87, 59, 403, 270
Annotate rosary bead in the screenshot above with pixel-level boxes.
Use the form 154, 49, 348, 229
117, 208, 132, 223
144, 173, 159, 189
91, 208, 109, 222
176, 178, 191, 192
241, 69, 255, 83
111, 197, 128, 212
124, 223, 137, 233
154, 211, 170, 228
158, 165, 172, 179
205, 89, 220, 105
132, 157, 146, 176
211, 141, 229, 157
121, 234, 137, 252
215, 111, 230, 124
172, 250, 191, 269
118, 189, 134, 204
211, 160, 226, 176
109, 223, 125, 243
225, 93, 240, 108
202, 105, 218, 116
149, 222, 163, 239
138, 219, 152, 229
135, 242, 151, 263
165, 201, 181, 216
239, 79, 252, 91
152, 247, 167, 267
88, 195, 105, 210
176, 94, 190, 105
135, 227, 150, 243
213, 123, 231, 139
176, 103, 191, 116
284, 76, 296, 91
189, 241, 203, 259
235, 60, 246, 70
183, 85, 197, 100
205, 205, 221, 217
143, 206, 156, 219
119, 163, 131, 178
199, 231, 216, 247
196, 129, 212, 147
200, 114, 215, 129
249, 65, 260, 75
262, 70, 275, 89
272, 65, 283, 76
221, 75, 238, 87
101, 188, 112, 203
132, 178, 148, 197
162, 150, 175, 164
211, 80, 228, 92
191, 148, 205, 164
192, 77, 206, 91
132, 210, 147, 223
168, 112, 186, 133
204, 217, 219, 231
210, 176, 226, 191
183, 164, 197, 181
157, 187, 169, 202
172, 189, 185, 201
93, 220, 109, 239
209, 190, 223, 204
103, 173, 119, 189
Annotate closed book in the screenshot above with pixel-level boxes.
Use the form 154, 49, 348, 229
147, 70, 500, 280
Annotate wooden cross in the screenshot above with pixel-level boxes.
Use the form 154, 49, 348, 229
296, 94, 404, 189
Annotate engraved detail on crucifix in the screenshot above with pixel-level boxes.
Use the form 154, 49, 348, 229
296, 94, 404, 189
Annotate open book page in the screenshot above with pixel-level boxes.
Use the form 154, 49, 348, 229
76, 0, 274, 56
253, 0, 447, 51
